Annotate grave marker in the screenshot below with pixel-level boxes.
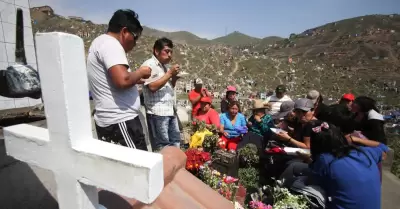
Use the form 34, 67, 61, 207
4, 32, 164, 209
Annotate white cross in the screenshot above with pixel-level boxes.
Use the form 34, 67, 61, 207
3, 32, 164, 209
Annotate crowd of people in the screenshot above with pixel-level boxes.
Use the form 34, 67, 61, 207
87, 9, 388, 209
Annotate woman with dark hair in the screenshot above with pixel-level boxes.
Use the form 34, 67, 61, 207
351, 96, 386, 144
219, 101, 247, 151
307, 122, 388, 209
220, 86, 237, 113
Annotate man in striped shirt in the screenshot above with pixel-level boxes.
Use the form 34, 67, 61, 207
141, 38, 181, 152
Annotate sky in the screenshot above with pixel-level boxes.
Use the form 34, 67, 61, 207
30, 0, 400, 39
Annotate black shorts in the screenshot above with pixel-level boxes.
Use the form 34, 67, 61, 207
95, 117, 148, 151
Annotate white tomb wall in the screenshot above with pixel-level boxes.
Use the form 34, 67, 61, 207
0, 0, 41, 110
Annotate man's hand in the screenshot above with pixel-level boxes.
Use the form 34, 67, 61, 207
138, 66, 151, 79
254, 115, 261, 122
201, 89, 208, 97
167, 64, 180, 76
223, 132, 229, 137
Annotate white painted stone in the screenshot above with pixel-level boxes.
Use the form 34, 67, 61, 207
176, 106, 189, 123
0, 43, 7, 62
24, 26, 34, 45
5, 42, 15, 62
0, 100, 15, 109
4, 32, 164, 209
0, 1, 16, 24
15, 0, 29, 8
0, 22, 3, 42
2, 22, 16, 43
28, 97, 42, 106
1, 0, 15, 4
20, 6, 32, 28
24, 45, 36, 63
14, 98, 29, 107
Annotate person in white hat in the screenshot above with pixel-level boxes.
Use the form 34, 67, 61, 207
247, 100, 274, 137
188, 78, 211, 117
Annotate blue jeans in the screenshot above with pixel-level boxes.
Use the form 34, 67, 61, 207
147, 114, 181, 151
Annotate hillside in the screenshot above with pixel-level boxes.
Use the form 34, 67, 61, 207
212, 31, 261, 46
142, 27, 211, 45
30, 6, 400, 106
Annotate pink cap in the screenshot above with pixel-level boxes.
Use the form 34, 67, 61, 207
226, 86, 237, 92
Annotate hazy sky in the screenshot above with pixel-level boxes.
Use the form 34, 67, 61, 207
30, 0, 400, 39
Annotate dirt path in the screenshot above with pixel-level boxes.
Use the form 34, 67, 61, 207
229, 60, 240, 76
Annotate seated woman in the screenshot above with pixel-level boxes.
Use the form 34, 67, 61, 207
237, 100, 274, 153
308, 122, 387, 209
247, 100, 274, 137
219, 101, 247, 151
194, 97, 220, 128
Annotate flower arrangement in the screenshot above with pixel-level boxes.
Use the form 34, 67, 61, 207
199, 163, 240, 202
248, 201, 272, 209
247, 179, 309, 209
191, 119, 207, 133
184, 148, 211, 173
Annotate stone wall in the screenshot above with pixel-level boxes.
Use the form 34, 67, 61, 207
0, 0, 41, 110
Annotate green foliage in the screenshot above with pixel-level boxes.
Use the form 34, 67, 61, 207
203, 134, 219, 154
388, 133, 400, 178
238, 144, 260, 167
238, 167, 259, 190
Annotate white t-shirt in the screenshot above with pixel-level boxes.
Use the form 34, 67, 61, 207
87, 34, 140, 127
263, 94, 292, 115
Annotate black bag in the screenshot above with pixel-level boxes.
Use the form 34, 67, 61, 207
0, 9, 41, 99
5, 64, 41, 98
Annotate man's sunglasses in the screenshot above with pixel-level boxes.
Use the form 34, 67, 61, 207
130, 31, 140, 40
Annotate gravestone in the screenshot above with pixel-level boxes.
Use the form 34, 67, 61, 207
4, 32, 164, 209
0, 0, 42, 110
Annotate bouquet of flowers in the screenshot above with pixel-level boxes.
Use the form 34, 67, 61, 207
248, 179, 309, 209
248, 201, 272, 209
184, 148, 211, 173
199, 163, 240, 202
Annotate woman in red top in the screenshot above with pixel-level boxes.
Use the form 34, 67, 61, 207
195, 97, 220, 128
188, 78, 211, 117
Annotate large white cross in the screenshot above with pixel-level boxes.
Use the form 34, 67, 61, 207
3, 32, 164, 209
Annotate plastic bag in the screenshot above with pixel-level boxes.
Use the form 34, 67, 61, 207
189, 129, 213, 148
5, 64, 41, 98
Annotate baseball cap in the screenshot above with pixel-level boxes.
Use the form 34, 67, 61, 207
195, 78, 203, 85
342, 93, 355, 101
294, 98, 315, 112
226, 86, 237, 92
272, 101, 295, 120
276, 85, 287, 93
307, 90, 320, 104
200, 97, 212, 104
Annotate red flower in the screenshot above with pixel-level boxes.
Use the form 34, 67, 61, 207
223, 176, 239, 184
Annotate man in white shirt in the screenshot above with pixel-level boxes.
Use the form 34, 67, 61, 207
87, 9, 151, 150
141, 38, 181, 152
263, 85, 292, 115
